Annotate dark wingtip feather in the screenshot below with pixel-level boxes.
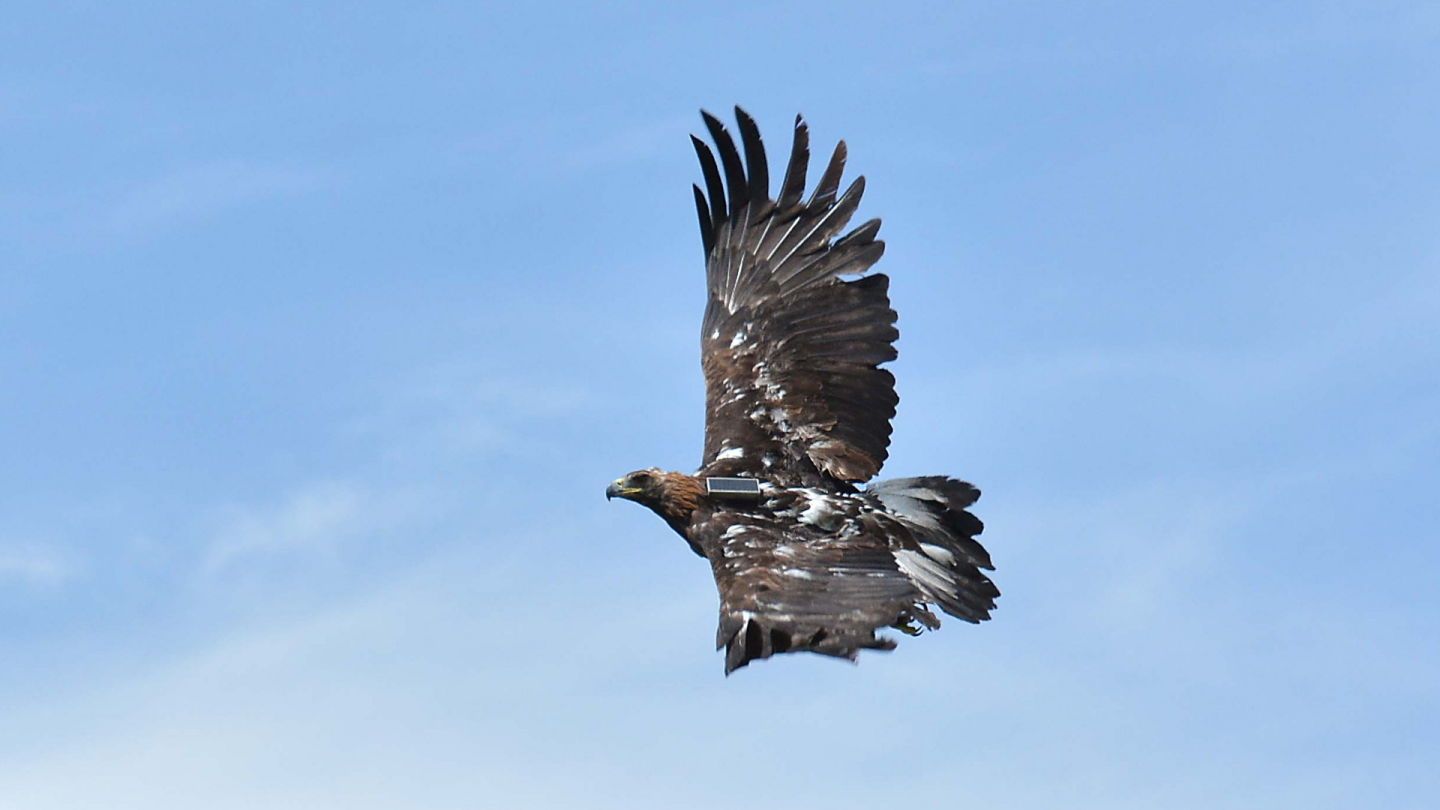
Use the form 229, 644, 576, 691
691, 134, 726, 227
833, 176, 867, 229
811, 140, 848, 207
734, 106, 769, 206
778, 115, 811, 208
701, 110, 749, 216
835, 217, 882, 248
693, 184, 714, 256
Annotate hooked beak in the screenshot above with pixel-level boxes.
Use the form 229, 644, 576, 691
605, 480, 624, 501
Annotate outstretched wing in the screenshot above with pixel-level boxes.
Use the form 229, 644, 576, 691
692, 479, 998, 674
691, 507, 921, 675
694, 108, 897, 486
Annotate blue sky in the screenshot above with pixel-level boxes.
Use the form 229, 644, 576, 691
3, 1, 1438, 807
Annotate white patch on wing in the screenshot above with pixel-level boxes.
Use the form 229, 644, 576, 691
735, 610, 756, 637
768, 408, 792, 431
720, 525, 749, 540
783, 567, 816, 580
894, 548, 960, 599
872, 488, 945, 529
920, 542, 955, 565
714, 447, 745, 461
729, 330, 747, 348
798, 499, 828, 526
753, 362, 789, 405
796, 489, 843, 530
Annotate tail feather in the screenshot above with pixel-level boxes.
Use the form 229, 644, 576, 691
867, 476, 999, 624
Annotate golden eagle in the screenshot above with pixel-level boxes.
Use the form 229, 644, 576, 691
608, 108, 997, 674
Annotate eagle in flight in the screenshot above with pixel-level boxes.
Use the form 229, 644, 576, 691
608, 108, 997, 674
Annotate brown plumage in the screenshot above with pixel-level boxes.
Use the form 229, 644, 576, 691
608, 108, 997, 674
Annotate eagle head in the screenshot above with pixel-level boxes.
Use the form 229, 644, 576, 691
606, 468, 705, 536
605, 468, 668, 505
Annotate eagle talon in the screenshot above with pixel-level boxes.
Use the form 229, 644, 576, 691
892, 618, 924, 637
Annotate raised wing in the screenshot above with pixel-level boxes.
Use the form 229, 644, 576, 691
694, 108, 897, 486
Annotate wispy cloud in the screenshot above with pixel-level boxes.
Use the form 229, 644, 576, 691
102, 160, 327, 238
348, 361, 599, 463
201, 481, 379, 575
0, 538, 699, 809
0, 541, 77, 587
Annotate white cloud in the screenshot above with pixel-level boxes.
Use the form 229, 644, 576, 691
347, 362, 598, 464
0, 541, 76, 587
0, 538, 710, 810
103, 160, 327, 237
201, 481, 374, 575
